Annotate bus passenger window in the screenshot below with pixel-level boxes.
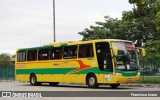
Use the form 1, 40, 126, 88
38, 49, 49, 60
50, 48, 62, 60
17, 51, 26, 62
27, 50, 37, 61
79, 44, 94, 58
63, 46, 77, 59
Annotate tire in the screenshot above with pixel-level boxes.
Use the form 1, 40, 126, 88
86, 74, 99, 88
49, 82, 59, 86
110, 84, 120, 89
30, 74, 41, 86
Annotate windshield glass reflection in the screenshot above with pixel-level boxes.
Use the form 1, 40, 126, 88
111, 41, 138, 70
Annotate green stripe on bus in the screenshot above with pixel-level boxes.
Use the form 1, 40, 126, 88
19, 45, 54, 51
16, 68, 76, 74
16, 67, 138, 76
73, 67, 113, 74
60, 43, 68, 47
115, 69, 138, 76
16, 67, 112, 75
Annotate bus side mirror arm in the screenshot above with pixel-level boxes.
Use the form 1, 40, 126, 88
141, 48, 146, 57
136, 47, 146, 57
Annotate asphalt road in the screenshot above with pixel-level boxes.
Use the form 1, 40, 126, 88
0, 81, 160, 100
0, 81, 160, 91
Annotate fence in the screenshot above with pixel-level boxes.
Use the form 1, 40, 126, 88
0, 66, 15, 81
140, 59, 160, 83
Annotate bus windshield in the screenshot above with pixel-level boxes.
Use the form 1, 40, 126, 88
111, 41, 138, 71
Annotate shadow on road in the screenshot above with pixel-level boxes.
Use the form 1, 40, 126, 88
19, 83, 133, 90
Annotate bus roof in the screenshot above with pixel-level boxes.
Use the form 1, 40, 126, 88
17, 39, 132, 51
47, 39, 132, 45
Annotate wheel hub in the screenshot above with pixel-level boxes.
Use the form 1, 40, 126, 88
31, 77, 35, 84
89, 77, 95, 86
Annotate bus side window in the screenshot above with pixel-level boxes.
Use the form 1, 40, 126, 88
63, 46, 77, 59
38, 49, 49, 60
79, 45, 86, 58
17, 51, 26, 62
86, 44, 94, 57
27, 50, 37, 61
79, 44, 94, 58
50, 48, 62, 60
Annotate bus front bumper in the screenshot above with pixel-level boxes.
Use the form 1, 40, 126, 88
104, 74, 140, 84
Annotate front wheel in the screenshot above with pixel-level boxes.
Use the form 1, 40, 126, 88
110, 84, 120, 89
86, 74, 99, 88
30, 74, 41, 86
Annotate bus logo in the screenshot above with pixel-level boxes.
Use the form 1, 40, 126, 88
2, 92, 11, 97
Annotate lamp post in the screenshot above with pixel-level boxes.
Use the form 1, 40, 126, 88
53, 0, 56, 42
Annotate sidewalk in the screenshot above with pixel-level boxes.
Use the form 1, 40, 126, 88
121, 83, 160, 88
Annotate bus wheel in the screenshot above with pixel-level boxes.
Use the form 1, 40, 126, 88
49, 82, 59, 86
110, 84, 120, 89
86, 74, 99, 88
30, 74, 41, 86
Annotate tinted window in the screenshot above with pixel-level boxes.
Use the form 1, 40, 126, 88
27, 50, 37, 61
79, 44, 94, 58
63, 46, 77, 59
50, 48, 62, 60
38, 49, 50, 60
17, 51, 26, 62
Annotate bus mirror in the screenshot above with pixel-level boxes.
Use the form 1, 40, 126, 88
136, 47, 146, 57
141, 48, 146, 57
113, 47, 118, 57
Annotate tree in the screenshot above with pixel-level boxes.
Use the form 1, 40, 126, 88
145, 40, 160, 59
127, 0, 160, 46
78, 16, 129, 41
0, 53, 13, 66
78, 0, 160, 47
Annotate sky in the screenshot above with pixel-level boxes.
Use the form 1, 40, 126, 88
0, 0, 133, 54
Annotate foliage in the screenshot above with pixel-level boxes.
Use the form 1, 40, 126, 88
145, 40, 160, 59
78, 16, 129, 40
0, 53, 13, 66
78, 0, 160, 47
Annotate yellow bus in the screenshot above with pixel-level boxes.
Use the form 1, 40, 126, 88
15, 39, 142, 88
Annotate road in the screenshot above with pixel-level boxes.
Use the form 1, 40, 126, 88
0, 81, 160, 100
0, 81, 160, 91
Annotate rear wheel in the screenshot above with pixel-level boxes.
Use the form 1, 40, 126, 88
86, 74, 99, 88
49, 82, 59, 86
110, 84, 120, 89
30, 74, 41, 86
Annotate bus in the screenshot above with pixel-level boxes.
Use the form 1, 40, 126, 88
15, 39, 144, 88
